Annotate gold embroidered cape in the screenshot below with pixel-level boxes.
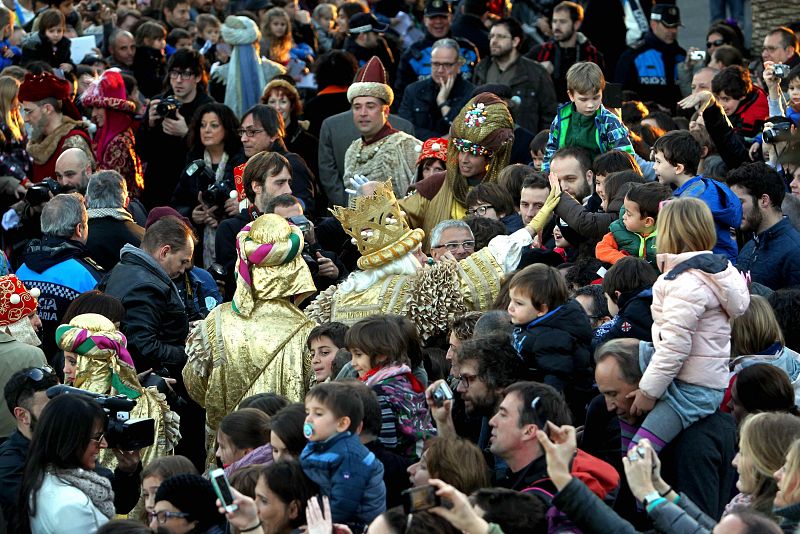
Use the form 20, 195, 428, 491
343, 131, 421, 200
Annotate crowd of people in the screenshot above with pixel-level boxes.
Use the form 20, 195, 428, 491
0, 0, 799, 531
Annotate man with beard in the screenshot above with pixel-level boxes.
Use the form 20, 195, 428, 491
527, 1, 604, 103
394, 0, 479, 103
0, 367, 142, 531
107, 30, 136, 74
728, 163, 800, 290
474, 18, 557, 133
18, 72, 94, 183
54, 148, 92, 194
424, 335, 522, 453
549, 147, 598, 247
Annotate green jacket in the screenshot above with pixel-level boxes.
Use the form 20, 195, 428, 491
609, 216, 658, 265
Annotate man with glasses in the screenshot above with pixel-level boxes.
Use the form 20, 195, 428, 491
0, 367, 142, 529
474, 17, 557, 133
18, 71, 94, 183
615, 4, 686, 113
760, 27, 799, 93
138, 49, 214, 209
398, 39, 475, 140
429, 219, 476, 261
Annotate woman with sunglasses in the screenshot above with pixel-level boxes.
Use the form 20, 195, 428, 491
19, 393, 114, 533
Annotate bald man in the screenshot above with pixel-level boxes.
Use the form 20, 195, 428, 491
55, 148, 92, 194
108, 30, 136, 72
691, 67, 718, 94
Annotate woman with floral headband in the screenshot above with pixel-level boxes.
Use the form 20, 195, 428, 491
55, 313, 181, 467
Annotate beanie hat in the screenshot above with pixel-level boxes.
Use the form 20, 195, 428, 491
0, 275, 39, 327
155, 474, 224, 531
347, 56, 393, 106
81, 69, 137, 113
18, 71, 81, 120
145, 206, 192, 229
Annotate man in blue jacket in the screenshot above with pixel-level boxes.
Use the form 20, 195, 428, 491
728, 163, 800, 290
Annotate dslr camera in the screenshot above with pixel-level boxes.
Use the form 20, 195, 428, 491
47, 385, 156, 450
156, 96, 182, 120
288, 215, 318, 276
184, 160, 232, 212
763, 122, 793, 144
773, 64, 791, 79
25, 178, 66, 207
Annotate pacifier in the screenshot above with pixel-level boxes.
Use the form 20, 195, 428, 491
303, 422, 314, 439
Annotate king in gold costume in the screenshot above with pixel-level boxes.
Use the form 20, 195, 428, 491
55, 313, 181, 467
306, 180, 539, 340
183, 214, 316, 460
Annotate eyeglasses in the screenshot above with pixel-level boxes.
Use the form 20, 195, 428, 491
89, 431, 105, 445
763, 45, 784, 52
435, 240, 475, 252
148, 511, 192, 524
706, 38, 726, 48
431, 61, 457, 69
467, 205, 494, 216
169, 69, 196, 79
237, 128, 265, 137
457, 372, 478, 389
23, 366, 55, 382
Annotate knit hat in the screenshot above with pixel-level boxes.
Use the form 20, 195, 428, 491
232, 214, 316, 316
18, 71, 81, 120
81, 69, 137, 113
347, 56, 394, 106
0, 275, 39, 327
155, 474, 224, 531
447, 92, 514, 204
221, 15, 261, 46
416, 137, 448, 166
145, 206, 191, 229
263, 78, 300, 103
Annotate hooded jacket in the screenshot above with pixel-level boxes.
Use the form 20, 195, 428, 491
102, 244, 189, 375
615, 31, 686, 112
16, 236, 102, 358
594, 287, 654, 350
512, 299, 594, 421
640, 252, 750, 399
736, 218, 800, 291
673, 176, 742, 263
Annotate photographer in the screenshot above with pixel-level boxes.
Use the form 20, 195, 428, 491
265, 194, 347, 293
137, 49, 214, 209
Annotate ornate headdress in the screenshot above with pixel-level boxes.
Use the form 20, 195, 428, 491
448, 92, 514, 205
81, 69, 137, 113
232, 214, 317, 316
347, 56, 394, 106
0, 275, 41, 346
416, 137, 448, 166
331, 180, 425, 270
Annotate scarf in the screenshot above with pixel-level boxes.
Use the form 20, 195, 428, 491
49, 467, 115, 519
87, 207, 135, 222
27, 118, 86, 164
93, 109, 135, 164
224, 44, 267, 119
360, 363, 424, 393
224, 443, 273, 477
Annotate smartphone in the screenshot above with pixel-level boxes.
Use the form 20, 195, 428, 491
690, 50, 706, 61
401, 485, 441, 514
602, 82, 623, 109
210, 468, 238, 513
432, 381, 453, 407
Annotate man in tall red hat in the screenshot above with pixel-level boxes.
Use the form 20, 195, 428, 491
18, 72, 95, 184
342, 56, 422, 203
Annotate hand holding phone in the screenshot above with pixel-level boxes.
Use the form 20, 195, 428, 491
210, 468, 238, 513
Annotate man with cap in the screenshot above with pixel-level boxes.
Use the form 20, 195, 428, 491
398, 38, 475, 141
343, 56, 422, 201
394, 0, 479, 103
344, 12, 396, 77
615, 4, 687, 113
184, 214, 315, 468
18, 72, 95, 183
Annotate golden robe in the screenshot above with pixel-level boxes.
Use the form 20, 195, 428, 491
399, 171, 467, 252
306, 229, 532, 340
343, 131, 421, 201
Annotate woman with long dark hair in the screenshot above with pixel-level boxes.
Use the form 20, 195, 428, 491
20, 394, 114, 533
172, 102, 246, 267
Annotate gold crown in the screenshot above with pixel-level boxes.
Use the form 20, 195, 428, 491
331, 180, 425, 270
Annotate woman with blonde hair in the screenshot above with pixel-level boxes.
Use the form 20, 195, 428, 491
0, 75, 32, 200
728, 294, 800, 407
774, 438, 800, 530
626, 197, 750, 454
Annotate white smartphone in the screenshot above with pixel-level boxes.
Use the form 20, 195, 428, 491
210, 468, 238, 513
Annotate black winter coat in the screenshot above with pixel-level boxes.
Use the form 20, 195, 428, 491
398, 76, 474, 141
102, 247, 189, 377
512, 298, 594, 421
86, 216, 145, 272
593, 287, 654, 352
20, 33, 72, 69
132, 46, 166, 99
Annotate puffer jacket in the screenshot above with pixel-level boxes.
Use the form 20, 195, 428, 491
640, 252, 750, 399
300, 431, 386, 530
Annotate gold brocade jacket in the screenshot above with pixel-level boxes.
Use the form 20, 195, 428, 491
182, 299, 315, 436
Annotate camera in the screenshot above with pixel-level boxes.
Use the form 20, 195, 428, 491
156, 95, 182, 119
25, 178, 64, 206
773, 64, 791, 79
690, 50, 706, 61
184, 159, 232, 212
401, 486, 441, 514
288, 215, 318, 275
432, 381, 453, 407
763, 121, 793, 144
47, 385, 156, 451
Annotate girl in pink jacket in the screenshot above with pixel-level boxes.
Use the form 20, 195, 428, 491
627, 198, 750, 453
